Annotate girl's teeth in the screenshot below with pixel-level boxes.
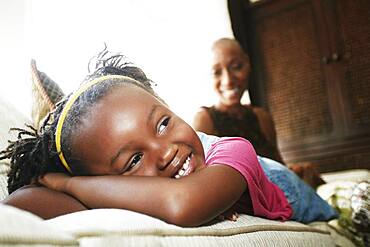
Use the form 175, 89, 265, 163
179, 169, 185, 176
174, 155, 191, 178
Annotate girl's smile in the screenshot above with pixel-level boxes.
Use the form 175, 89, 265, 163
72, 83, 205, 178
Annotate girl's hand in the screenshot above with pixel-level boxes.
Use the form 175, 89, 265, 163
38, 173, 71, 192
217, 208, 239, 222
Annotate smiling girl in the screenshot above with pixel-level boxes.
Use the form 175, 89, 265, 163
0, 49, 337, 226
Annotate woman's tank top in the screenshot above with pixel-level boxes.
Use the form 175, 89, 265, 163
202, 106, 279, 162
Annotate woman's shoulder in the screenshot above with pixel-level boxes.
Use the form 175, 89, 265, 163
196, 105, 214, 114
192, 106, 216, 134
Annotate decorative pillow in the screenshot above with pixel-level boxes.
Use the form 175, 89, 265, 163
31, 59, 64, 129
0, 97, 30, 200
317, 170, 370, 247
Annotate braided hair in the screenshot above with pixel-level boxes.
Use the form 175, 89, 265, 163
0, 47, 157, 194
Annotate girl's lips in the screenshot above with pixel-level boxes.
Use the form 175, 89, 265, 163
173, 153, 194, 178
183, 154, 194, 176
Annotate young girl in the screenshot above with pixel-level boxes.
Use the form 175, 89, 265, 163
0, 50, 337, 226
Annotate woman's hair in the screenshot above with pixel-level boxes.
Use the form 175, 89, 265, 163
0, 46, 158, 194
212, 38, 249, 57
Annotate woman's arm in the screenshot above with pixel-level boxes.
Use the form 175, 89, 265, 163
1, 185, 87, 219
192, 108, 217, 135
39, 165, 246, 227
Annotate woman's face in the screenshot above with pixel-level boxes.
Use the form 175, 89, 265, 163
73, 84, 205, 178
211, 42, 251, 107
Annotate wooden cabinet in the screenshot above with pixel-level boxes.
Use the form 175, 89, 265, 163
247, 0, 370, 171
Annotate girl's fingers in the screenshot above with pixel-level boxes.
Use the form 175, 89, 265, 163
218, 212, 239, 222
227, 212, 239, 221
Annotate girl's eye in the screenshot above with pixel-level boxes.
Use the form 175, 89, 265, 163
158, 116, 170, 134
125, 153, 143, 172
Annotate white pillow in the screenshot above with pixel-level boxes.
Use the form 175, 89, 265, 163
45, 209, 338, 247
0, 97, 30, 200
0, 204, 76, 245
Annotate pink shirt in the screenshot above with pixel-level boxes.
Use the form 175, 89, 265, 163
205, 137, 292, 220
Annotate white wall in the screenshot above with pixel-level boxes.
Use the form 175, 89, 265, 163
1, 0, 233, 123
0, 0, 31, 118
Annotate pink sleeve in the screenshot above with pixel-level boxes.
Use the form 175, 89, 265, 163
205, 137, 292, 221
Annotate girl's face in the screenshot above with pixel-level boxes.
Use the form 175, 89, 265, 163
211, 43, 251, 107
73, 84, 206, 178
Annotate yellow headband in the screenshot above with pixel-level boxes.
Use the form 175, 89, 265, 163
55, 75, 133, 174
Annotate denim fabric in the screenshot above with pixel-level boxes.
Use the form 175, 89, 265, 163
258, 156, 338, 223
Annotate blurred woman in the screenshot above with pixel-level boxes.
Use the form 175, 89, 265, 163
192, 38, 324, 188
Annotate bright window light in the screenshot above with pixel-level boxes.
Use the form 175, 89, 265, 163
1, 0, 233, 124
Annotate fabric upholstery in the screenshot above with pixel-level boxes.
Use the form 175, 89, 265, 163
0, 204, 343, 247
0, 97, 30, 200
317, 170, 370, 247
30, 59, 64, 129
0, 204, 76, 246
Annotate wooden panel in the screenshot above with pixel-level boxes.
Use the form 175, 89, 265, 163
255, 2, 333, 143
336, 0, 370, 128
247, 0, 370, 171
293, 149, 370, 173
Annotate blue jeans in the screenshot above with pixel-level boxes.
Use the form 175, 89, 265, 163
258, 156, 338, 223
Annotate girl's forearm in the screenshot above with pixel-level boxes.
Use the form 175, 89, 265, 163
64, 175, 219, 226
64, 165, 246, 226
66, 175, 177, 219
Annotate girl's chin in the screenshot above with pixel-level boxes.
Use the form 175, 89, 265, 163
189, 156, 204, 173
194, 162, 207, 173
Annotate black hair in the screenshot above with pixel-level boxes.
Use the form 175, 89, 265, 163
0, 46, 158, 194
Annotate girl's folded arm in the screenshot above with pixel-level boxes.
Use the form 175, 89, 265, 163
40, 164, 246, 226
2, 185, 87, 219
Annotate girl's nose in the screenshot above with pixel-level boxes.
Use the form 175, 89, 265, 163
157, 145, 178, 170
149, 141, 178, 171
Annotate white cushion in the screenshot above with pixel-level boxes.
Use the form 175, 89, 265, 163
45, 208, 340, 247
0, 204, 76, 246
0, 204, 353, 247
0, 97, 30, 200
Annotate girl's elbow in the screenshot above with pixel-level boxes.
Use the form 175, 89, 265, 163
166, 208, 205, 227
164, 195, 210, 227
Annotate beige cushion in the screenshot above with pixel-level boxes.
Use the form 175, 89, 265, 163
0, 203, 354, 247
0, 98, 30, 200
321, 169, 370, 184
45, 208, 339, 247
0, 204, 76, 246
30, 59, 64, 129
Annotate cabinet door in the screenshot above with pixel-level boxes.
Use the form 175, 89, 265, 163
249, 0, 370, 171
333, 0, 370, 133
